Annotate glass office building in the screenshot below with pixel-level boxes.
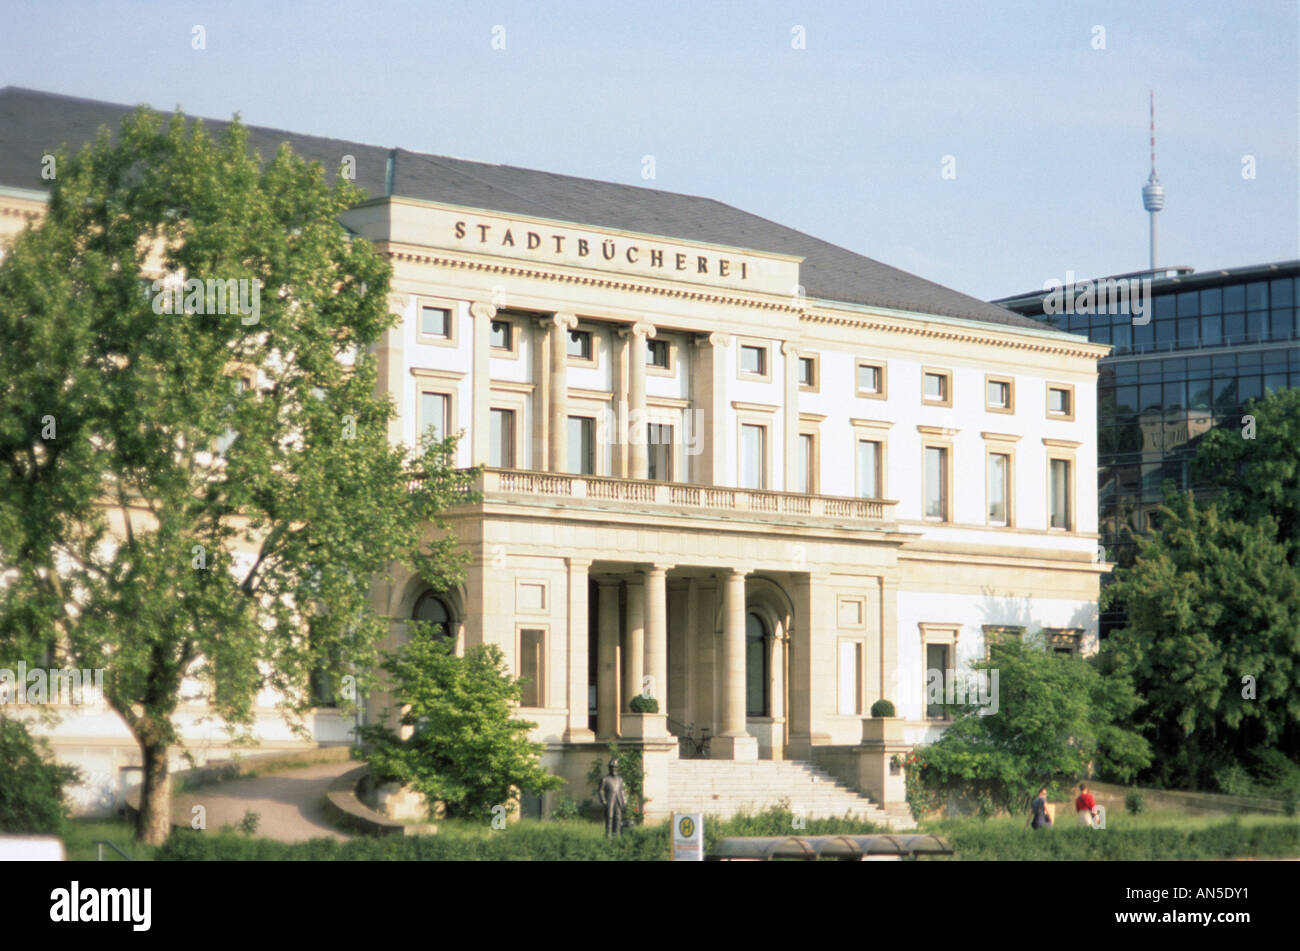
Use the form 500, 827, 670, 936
994, 261, 1300, 635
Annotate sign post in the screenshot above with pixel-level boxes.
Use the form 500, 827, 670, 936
673, 813, 703, 861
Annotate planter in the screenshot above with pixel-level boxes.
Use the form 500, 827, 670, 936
620, 712, 668, 740
861, 716, 905, 745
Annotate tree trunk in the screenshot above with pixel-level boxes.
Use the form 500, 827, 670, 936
137, 741, 173, 846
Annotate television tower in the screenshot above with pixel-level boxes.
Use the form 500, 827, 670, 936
1141, 90, 1165, 270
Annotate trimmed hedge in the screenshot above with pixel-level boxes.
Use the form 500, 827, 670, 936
945, 820, 1300, 861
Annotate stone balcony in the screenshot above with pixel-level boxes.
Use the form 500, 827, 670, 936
471, 468, 897, 524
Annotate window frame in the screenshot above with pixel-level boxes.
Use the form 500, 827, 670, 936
855, 359, 888, 400
416, 298, 459, 348
736, 339, 772, 383
981, 434, 1018, 527
566, 325, 599, 367
984, 374, 1015, 414
737, 419, 771, 490
922, 439, 953, 522
922, 366, 953, 408
489, 406, 518, 469
418, 387, 454, 445
516, 625, 549, 708
919, 623, 960, 722
1046, 382, 1076, 421
836, 639, 864, 716
567, 413, 598, 475
1047, 451, 1076, 531
797, 353, 819, 392
489, 316, 519, 358
645, 336, 674, 376
855, 437, 883, 500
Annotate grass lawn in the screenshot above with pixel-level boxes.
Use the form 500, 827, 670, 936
61, 817, 157, 861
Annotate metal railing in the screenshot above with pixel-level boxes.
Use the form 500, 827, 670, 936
95, 840, 134, 861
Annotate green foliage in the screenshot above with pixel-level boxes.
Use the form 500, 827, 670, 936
1100, 492, 1300, 789
548, 796, 584, 821
0, 106, 477, 842
239, 810, 260, 836
356, 635, 561, 821
1125, 790, 1146, 815
0, 715, 82, 834
586, 744, 646, 825
870, 699, 895, 718
1191, 386, 1300, 565
629, 694, 659, 713
905, 638, 1149, 819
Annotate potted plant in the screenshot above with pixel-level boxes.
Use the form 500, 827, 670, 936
862, 699, 903, 743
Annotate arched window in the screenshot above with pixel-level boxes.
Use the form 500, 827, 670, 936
745, 612, 769, 718
412, 591, 453, 641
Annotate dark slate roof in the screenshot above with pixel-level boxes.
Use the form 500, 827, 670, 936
0, 86, 1041, 329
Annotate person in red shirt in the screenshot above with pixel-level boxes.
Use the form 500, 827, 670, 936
1075, 782, 1098, 827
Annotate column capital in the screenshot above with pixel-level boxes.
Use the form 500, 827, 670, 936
469, 301, 497, 321
618, 320, 657, 340
550, 311, 579, 331
566, 557, 593, 572
719, 566, 752, 579
643, 563, 674, 576
387, 293, 411, 314
694, 331, 730, 349
780, 339, 801, 357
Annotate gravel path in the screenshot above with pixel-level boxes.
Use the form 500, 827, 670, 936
174, 760, 354, 842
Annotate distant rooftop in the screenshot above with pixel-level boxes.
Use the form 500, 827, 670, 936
0, 86, 1043, 330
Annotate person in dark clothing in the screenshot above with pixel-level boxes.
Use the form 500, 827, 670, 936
1029, 787, 1052, 829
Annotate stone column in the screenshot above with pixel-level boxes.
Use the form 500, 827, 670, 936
622, 578, 645, 713
548, 312, 577, 472
620, 322, 656, 479
713, 567, 757, 759
596, 578, 620, 740
691, 333, 729, 485
684, 577, 699, 728
532, 317, 550, 470
469, 301, 495, 467
564, 558, 594, 742
781, 339, 800, 492
377, 294, 409, 445
643, 565, 670, 705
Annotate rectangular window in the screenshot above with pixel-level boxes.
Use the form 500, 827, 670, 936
797, 433, 815, 493
420, 306, 451, 338
567, 416, 595, 475
857, 363, 882, 395
1048, 385, 1073, 419
647, 338, 670, 369
519, 629, 545, 707
420, 392, 450, 442
740, 424, 766, 489
647, 423, 672, 481
856, 439, 881, 498
798, 356, 815, 387
567, 329, 592, 360
740, 345, 766, 376
1050, 458, 1072, 529
926, 643, 951, 719
838, 641, 862, 715
923, 369, 951, 406
924, 446, 948, 519
490, 408, 515, 468
986, 378, 1012, 411
490, 320, 512, 350
987, 452, 1009, 525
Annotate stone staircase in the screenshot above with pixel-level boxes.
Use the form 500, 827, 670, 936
666, 759, 915, 830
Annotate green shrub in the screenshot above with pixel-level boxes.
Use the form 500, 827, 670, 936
941, 818, 1300, 861
870, 699, 895, 718
1214, 763, 1256, 797
0, 715, 82, 834
629, 695, 659, 713
239, 810, 260, 836
1282, 789, 1299, 819
1125, 789, 1146, 815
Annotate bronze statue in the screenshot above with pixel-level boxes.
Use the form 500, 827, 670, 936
598, 758, 627, 837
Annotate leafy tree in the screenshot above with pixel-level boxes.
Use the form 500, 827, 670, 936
1100, 492, 1300, 788
0, 108, 476, 844
0, 714, 82, 834
906, 638, 1149, 818
1191, 387, 1300, 564
357, 633, 562, 820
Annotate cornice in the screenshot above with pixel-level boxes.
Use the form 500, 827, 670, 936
800, 310, 1105, 360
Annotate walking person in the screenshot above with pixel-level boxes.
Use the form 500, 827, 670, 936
1075, 782, 1099, 827
1028, 787, 1052, 829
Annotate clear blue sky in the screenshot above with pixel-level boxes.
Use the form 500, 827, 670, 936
3, 0, 1296, 300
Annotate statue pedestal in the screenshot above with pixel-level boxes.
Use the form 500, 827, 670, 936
620, 712, 667, 740
710, 733, 759, 761
858, 718, 909, 808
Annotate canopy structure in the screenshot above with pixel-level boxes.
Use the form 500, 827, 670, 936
707, 834, 953, 861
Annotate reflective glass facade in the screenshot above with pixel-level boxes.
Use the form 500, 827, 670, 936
996, 264, 1300, 635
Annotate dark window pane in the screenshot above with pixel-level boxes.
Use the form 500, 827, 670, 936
1271, 310, 1293, 340
1190, 381, 1212, 411
1223, 313, 1246, 343
1200, 287, 1223, 314
1177, 291, 1199, 317
1215, 378, 1238, 413
1237, 350, 1262, 371
1140, 360, 1163, 381
1223, 284, 1246, 311
1201, 314, 1222, 347
1187, 356, 1213, 378
1246, 282, 1269, 310
1177, 318, 1200, 348
1164, 358, 1187, 376
1111, 323, 1131, 354
1213, 353, 1237, 375
1155, 295, 1177, 319
1156, 319, 1176, 348
1115, 386, 1138, 413
1132, 320, 1154, 351
1248, 312, 1268, 342
1092, 325, 1111, 345
1263, 349, 1289, 370
1163, 381, 1186, 411
1116, 362, 1139, 383
1265, 373, 1288, 395
1271, 278, 1293, 308
1239, 376, 1262, 404
1140, 383, 1163, 413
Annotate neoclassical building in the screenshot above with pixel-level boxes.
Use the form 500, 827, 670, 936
0, 87, 1109, 819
